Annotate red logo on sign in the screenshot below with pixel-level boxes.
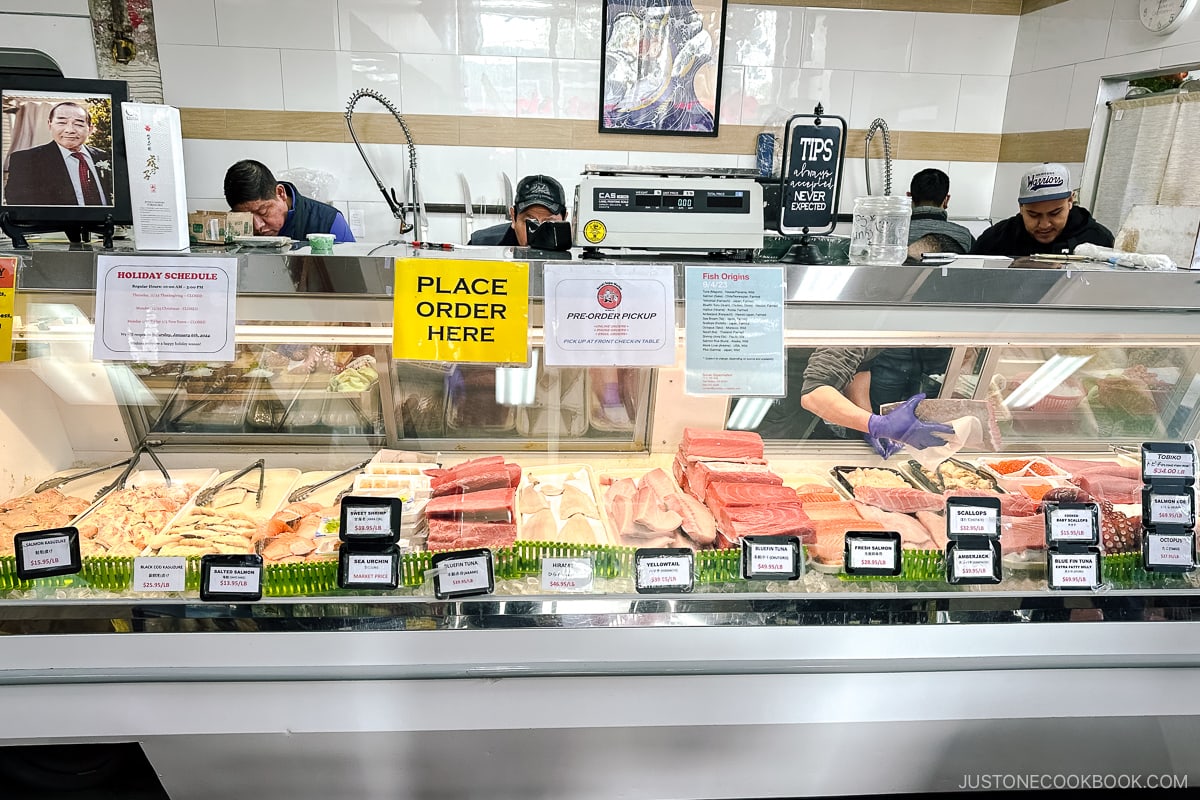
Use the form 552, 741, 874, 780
597, 283, 622, 309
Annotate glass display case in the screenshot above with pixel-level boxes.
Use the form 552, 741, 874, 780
3, 245, 1200, 798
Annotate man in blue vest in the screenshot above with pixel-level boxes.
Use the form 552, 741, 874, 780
223, 159, 354, 242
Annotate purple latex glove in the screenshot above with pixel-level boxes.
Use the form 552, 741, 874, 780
866, 393, 954, 450
864, 432, 902, 459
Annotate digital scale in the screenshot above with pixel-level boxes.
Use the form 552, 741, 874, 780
573, 165, 764, 254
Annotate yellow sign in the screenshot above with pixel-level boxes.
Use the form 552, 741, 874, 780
583, 219, 607, 244
393, 258, 529, 364
0, 257, 15, 363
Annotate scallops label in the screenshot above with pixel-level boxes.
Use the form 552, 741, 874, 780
132, 557, 186, 592
949, 506, 998, 536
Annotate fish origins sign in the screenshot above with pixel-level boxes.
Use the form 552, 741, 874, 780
779, 112, 846, 235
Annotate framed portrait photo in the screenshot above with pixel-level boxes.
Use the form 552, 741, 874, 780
599, 0, 728, 137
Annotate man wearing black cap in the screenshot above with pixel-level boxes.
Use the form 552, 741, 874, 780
468, 174, 568, 246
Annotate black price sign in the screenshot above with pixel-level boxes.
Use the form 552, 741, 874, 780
1141, 442, 1196, 483
13, 527, 81, 581
635, 548, 694, 593
741, 536, 801, 580
779, 114, 846, 235
1143, 530, 1196, 573
843, 530, 902, 577
1143, 486, 1195, 528
1044, 502, 1100, 546
946, 537, 1001, 585
339, 496, 403, 544
432, 548, 494, 599
1047, 549, 1102, 590
945, 496, 1001, 539
199, 554, 263, 601
338, 546, 401, 590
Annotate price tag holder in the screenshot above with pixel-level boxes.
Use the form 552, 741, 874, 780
1143, 486, 1195, 529
1043, 502, 1100, 546
1047, 548, 1102, 590
541, 557, 595, 593
432, 548, 494, 599
945, 496, 1001, 540
13, 527, 81, 581
1142, 442, 1196, 484
635, 548, 694, 593
843, 531, 902, 577
339, 496, 403, 544
1143, 529, 1196, 573
946, 536, 1001, 585
199, 554, 263, 602
132, 557, 187, 592
741, 536, 802, 580
338, 545, 400, 590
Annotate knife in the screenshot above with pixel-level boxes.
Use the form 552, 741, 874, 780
502, 173, 513, 221
459, 173, 474, 242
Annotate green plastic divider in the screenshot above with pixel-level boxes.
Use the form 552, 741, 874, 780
1102, 552, 1190, 589
837, 549, 946, 583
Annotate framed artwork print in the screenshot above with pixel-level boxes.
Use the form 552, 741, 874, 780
599, 0, 728, 137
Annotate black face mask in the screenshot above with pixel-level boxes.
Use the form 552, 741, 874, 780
524, 218, 572, 251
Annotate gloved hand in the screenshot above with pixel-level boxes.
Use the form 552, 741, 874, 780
864, 432, 902, 459
866, 393, 954, 450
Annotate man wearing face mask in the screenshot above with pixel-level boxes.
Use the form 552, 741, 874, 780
971, 163, 1112, 257
468, 174, 568, 247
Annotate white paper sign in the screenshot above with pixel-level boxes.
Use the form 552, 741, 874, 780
543, 264, 675, 366
20, 534, 72, 572
93, 256, 237, 362
847, 538, 898, 570
132, 557, 187, 592
684, 266, 785, 396
346, 553, 395, 584
948, 505, 998, 536
1149, 493, 1192, 525
541, 557, 595, 592
1049, 552, 1100, 588
1144, 450, 1195, 480
747, 542, 797, 575
636, 554, 693, 591
207, 565, 261, 594
121, 102, 189, 251
1147, 533, 1194, 567
952, 549, 994, 579
1048, 507, 1096, 542
344, 506, 393, 538
438, 554, 492, 593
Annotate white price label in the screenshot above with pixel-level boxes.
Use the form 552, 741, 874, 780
347, 554, 395, 585
1147, 533, 1194, 567
1149, 493, 1192, 525
20, 534, 72, 572
344, 505, 392, 537
207, 565, 261, 594
952, 549, 995, 579
438, 555, 492, 594
747, 543, 797, 576
948, 505, 998, 536
1144, 450, 1195, 480
1049, 552, 1100, 588
1049, 507, 1096, 542
847, 538, 898, 571
132, 557, 186, 592
636, 555, 693, 591
541, 557, 595, 593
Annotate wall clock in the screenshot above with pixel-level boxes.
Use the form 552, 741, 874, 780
1140, 0, 1197, 35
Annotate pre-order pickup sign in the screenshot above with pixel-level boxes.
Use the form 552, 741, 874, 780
393, 258, 529, 364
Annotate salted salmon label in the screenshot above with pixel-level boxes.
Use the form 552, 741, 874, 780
132, 557, 186, 592
393, 258, 529, 365
207, 565, 261, 594
1048, 551, 1100, 590
0, 256, 14, 363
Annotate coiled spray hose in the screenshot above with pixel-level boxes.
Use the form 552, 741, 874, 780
864, 117, 893, 196
345, 88, 423, 235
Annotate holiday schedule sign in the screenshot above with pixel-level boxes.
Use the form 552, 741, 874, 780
93, 255, 237, 362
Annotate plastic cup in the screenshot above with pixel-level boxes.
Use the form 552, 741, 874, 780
307, 233, 335, 254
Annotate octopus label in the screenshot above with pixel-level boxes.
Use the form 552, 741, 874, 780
132, 557, 186, 592
1146, 533, 1195, 569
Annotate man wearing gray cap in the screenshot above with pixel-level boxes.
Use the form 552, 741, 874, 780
468, 174, 568, 247
971, 163, 1113, 257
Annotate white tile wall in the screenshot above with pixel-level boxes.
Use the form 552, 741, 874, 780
1159, 39, 1200, 68
1107, 0, 1200, 60
740, 67, 854, 126
153, 0, 218, 46
719, 66, 745, 126
214, 0, 339, 50
573, 0, 602, 61
517, 148, 629, 208
182, 139, 289, 201
337, 0, 458, 55
1064, 51, 1159, 129
944, 161, 999, 220
956, 75, 1008, 133
725, 5, 806, 69
1030, 0, 1114, 71
516, 58, 599, 119
281, 50, 401, 113
0, 0, 88, 13
0, 13, 97, 79
161, 44, 283, 110
1001, 65, 1074, 133
400, 54, 516, 116
850, 72, 961, 132
457, 0, 575, 58
910, 13, 1018, 76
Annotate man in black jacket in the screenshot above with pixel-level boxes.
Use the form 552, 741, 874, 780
4, 101, 113, 207
972, 163, 1112, 257
468, 174, 567, 246
223, 159, 354, 242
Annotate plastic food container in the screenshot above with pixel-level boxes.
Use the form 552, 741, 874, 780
848, 195, 911, 266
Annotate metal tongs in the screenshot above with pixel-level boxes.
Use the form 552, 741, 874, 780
195, 458, 266, 508
287, 458, 371, 504
91, 442, 172, 502
34, 454, 140, 494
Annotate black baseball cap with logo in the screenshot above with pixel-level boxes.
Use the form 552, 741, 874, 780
514, 174, 566, 216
